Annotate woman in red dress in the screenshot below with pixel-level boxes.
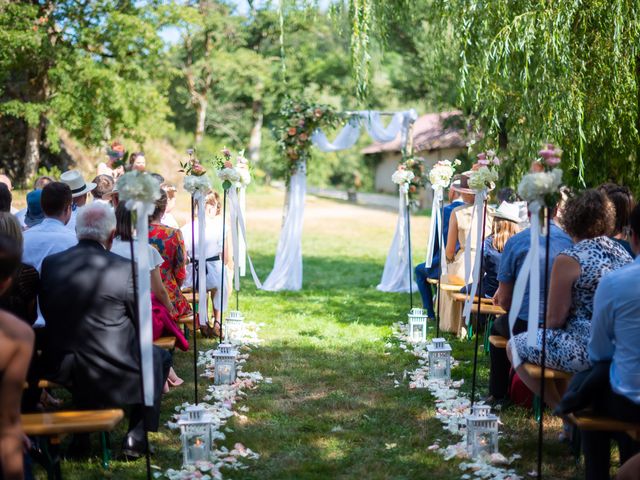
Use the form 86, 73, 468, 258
149, 190, 192, 318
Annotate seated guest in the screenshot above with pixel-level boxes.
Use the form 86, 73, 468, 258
0, 213, 39, 324
508, 189, 633, 410
129, 152, 147, 172
0, 183, 11, 213
91, 174, 115, 206
15, 176, 54, 228
598, 182, 635, 257
59, 170, 96, 233
618, 453, 640, 480
23, 182, 76, 274
39, 203, 171, 458
160, 183, 180, 229
98, 141, 126, 179
0, 174, 17, 214
440, 174, 493, 335
149, 190, 191, 318
473, 201, 521, 299
23, 190, 46, 229
0, 235, 35, 480
487, 204, 573, 405
414, 175, 463, 318
560, 202, 640, 479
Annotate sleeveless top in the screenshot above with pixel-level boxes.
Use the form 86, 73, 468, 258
562, 236, 633, 324
448, 204, 493, 279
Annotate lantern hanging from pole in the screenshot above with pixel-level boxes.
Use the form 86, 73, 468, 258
178, 405, 214, 466
466, 404, 499, 458
223, 310, 245, 342
213, 342, 237, 385
407, 308, 429, 342
427, 337, 452, 381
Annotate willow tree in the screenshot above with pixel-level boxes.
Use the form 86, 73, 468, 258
344, 0, 640, 190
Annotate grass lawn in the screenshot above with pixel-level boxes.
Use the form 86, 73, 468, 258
35, 187, 584, 479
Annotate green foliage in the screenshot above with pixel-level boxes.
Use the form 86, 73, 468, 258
36, 165, 62, 181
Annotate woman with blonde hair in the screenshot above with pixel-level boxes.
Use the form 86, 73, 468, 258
181, 190, 231, 338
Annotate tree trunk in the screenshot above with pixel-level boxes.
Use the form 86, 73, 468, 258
248, 100, 263, 164
23, 119, 43, 180
194, 97, 208, 145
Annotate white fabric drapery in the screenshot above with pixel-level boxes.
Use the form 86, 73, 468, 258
228, 187, 263, 290
376, 187, 418, 293
424, 187, 444, 268
194, 191, 209, 327
463, 191, 488, 325
129, 201, 155, 407
262, 162, 306, 291
310, 117, 361, 152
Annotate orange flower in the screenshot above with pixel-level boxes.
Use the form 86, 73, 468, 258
409, 185, 417, 193
299, 133, 308, 141
192, 164, 206, 176
288, 127, 297, 136
224, 161, 233, 168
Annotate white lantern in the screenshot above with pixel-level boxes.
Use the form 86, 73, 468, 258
178, 405, 214, 466
407, 308, 429, 342
427, 337, 452, 381
466, 404, 499, 458
213, 342, 237, 385
223, 310, 245, 341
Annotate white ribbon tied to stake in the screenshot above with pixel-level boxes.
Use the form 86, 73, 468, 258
508, 201, 542, 367
194, 191, 208, 327
228, 187, 263, 289
127, 200, 156, 407
425, 187, 443, 268
463, 190, 488, 326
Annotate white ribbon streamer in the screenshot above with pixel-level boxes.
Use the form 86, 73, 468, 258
425, 187, 443, 268
228, 187, 263, 289
128, 200, 155, 407
238, 187, 247, 276
507, 201, 543, 367
194, 192, 209, 327
463, 191, 487, 326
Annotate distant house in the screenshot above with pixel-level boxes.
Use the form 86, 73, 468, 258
362, 111, 471, 207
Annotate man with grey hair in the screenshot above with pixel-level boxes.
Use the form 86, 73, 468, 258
39, 202, 171, 459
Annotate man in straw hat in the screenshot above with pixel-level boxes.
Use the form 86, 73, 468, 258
60, 170, 97, 233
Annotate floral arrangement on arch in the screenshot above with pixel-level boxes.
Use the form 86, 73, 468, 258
518, 143, 563, 208
276, 98, 341, 179
468, 150, 500, 191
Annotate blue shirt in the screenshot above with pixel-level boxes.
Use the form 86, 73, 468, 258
497, 222, 573, 322
589, 256, 640, 404
431, 199, 464, 264
481, 236, 501, 298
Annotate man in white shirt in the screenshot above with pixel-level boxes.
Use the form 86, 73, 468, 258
23, 182, 77, 328
60, 170, 96, 232
23, 182, 77, 273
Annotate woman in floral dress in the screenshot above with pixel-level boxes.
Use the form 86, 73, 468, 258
149, 190, 192, 318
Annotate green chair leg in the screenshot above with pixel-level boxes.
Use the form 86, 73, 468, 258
467, 322, 473, 341
533, 395, 542, 422
100, 432, 111, 470
483, 316, 494, 354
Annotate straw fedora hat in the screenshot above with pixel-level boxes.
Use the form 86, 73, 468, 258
490, 201, 521, 223
60, 170, 97, 198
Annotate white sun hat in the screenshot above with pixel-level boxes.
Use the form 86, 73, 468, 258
490, 201, 521, 223
60, 170, 97, 198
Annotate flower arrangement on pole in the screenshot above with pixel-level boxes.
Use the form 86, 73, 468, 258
391, 164, 415, 194
468, 151, 500, 192
429, 159, 461, 190
518, 143, 563, 209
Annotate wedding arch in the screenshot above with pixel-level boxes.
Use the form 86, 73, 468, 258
261, 103, 419, 292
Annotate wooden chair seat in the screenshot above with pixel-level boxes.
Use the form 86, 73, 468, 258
523, 362, 573, 380
568, 413, 640, 441
451, 295, 507, 316
153, 336, 176, 350
489, 335, 508, 349
22, 409, 124, 437
451, 292, 494, 305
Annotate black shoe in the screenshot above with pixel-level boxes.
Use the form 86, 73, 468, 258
121, 435, 154, 460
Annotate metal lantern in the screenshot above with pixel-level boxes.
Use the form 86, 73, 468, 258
213, 342, 237, 385
427, 337, 452, 381
223, 310, 245, 341
466, 404, 499, 458
407, 308, 429, 342
178, 405, 214, 466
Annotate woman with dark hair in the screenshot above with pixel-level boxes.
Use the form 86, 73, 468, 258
598, 183, 635, 257
0, 213, 39, 324
508, 189, 633, 410
148, 191, 191, 318
128, 152, 146, 172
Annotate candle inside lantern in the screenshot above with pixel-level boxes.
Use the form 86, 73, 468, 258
189, 437, 207, 462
